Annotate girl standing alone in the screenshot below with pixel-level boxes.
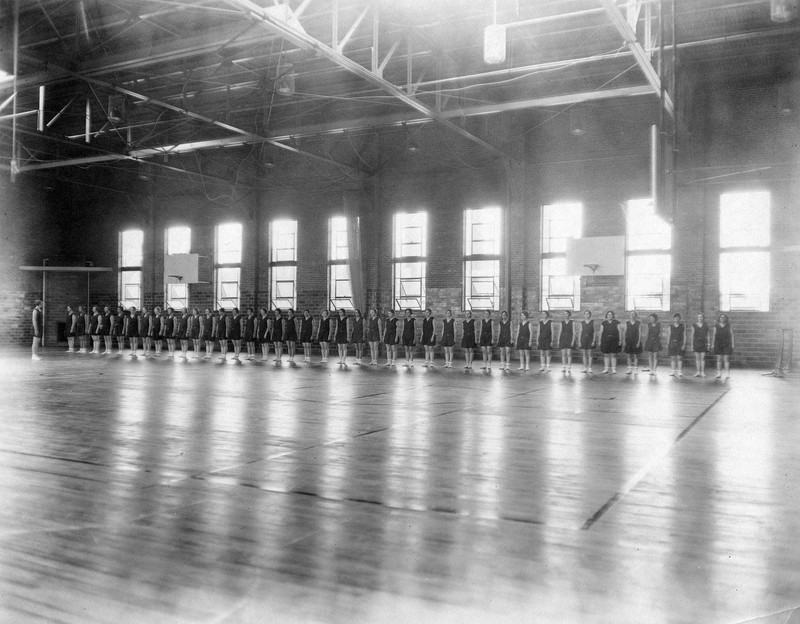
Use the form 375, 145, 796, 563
440, 310, 455, 368
712, 313, 734, 378
599, 310, 621, 374
644, 314, 662, 376
537, 311, 553, 372
668, 313, 686, 377
461, 310, 476, 369
402, 309, 416, 367
691, 313, 710, 377
420, 308, 436, 367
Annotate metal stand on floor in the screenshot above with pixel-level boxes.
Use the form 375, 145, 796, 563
764, 328, 792, 378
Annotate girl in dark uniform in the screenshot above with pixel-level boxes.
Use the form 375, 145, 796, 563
66, 306, 77, 353
479, 310, 494, 370
712, 313, 734, 379
401, 309, 416, 367
441, 309, 455, 368
366, 308, 382, 365
242, 308, 256, 360
153, 307, 164, 357
335, 308, 349, 365
215, 307, 228, 360
177, 309, 190, 359
351, 309, 365, 365
691, 312, 710, 377
578, 310, 595, 374
420, 308, 436, 368
257, 308, 270, 361
89, 306, 101, 354
102, 306, 113, 354
644, 314, 662, 376
599, 310, 622, 374
75, 306, 87, 353
299, 309, 314, 363
229, 307, 243, 361
114, 306, 126, 354
536, 311, 553, 372
139, 306, 150, 356
496, 310, 512, 371
317, 309, 331, 363
271, 308, 284, 363
558, 310, 575, 374
189, 308, 201, 358
383, 309, 399, 366
515, 311, 531, 371
668, 313, 686, 377
125, 306, 139, 356
163, 308, 175, 358
284, 309, 298, 363
201, 308, 214, 359
31, 300, 43, 360
461, 310, 476, 369
623, 310, 642, 375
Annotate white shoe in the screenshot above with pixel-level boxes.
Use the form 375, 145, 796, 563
678, 372, 683, 378
561, 366, 566, 372
716, 372, 722, 378
31, 355, 41, 361
518, 366, 524, 370
693, 372, 701, 377
611, 368, 616, 374
700, 372, 706, 378
525, 365, 530, 371
725, 372, 730, 378
602, 369, 609, 374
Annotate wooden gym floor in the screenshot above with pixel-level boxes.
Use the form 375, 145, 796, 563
1, 347, 798, 624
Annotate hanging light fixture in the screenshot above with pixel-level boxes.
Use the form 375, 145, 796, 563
484, 0, 506, 64
569, 108, 586, 136
403, 123, 420, 153
275, 56, 295, 96
771, 0, 799, 22
107, 94, 126, 123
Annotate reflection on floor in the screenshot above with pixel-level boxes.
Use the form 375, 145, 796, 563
1, 349, 798, 623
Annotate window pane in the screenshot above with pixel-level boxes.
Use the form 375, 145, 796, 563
166, 226, 191, 255
626, 198, 671, 251
393, 261, 425, 309
271, 219, 298, 263
216, 267, 240, 308
465, 207, 502, 256
217, 223, 242, 264
329, 263, 352, 300
329, 216, 348, 261
271, 264, 296, 309
541, 257, 579, 311
626, 254, 671, 311
720, 191, 770, 248
542, 203, 582, 254
166, 283, 188, 310
120, 230, 143, 267
720, 251, 770, 311
394, 212, 427, 258
120, 270, 142, 308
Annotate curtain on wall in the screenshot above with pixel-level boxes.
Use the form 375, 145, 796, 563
343, 190, 365, 312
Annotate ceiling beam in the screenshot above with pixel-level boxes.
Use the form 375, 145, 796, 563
598, 0, 675, 118
16, 84, 653, 166
226, 0, 511, 160
16, 54, 364, 176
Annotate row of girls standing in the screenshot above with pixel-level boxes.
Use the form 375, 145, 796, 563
62, 304, 735, 376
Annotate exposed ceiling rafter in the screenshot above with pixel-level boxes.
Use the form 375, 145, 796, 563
225, 0, 511, 160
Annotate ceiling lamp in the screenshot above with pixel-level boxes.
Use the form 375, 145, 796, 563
275, 60, 295, 96
771, 0, 798, 22
569, 108, 586, 136
484, 25, 506, 64
484, 0, 506, 64
107, 94, 126, 123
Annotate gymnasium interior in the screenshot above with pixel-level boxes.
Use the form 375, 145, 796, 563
1, 0, 799, 622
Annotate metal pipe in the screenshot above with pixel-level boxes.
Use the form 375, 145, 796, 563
11, 0, 19, 180
37, 85, 44, 131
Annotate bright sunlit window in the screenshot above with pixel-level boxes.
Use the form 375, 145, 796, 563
626, 198, 672, 310
541, 203, 581, 310
393, 212, 427, 310
720, 191, 771, 311
119, 230, 144, 309
165, 226, 191, 310
464, 207, 502, 310
270, 219, 298, 309
328, 216, 353, 309
215, 223, 242, 309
